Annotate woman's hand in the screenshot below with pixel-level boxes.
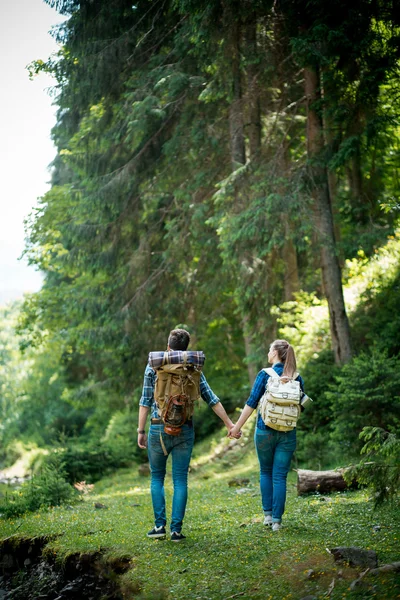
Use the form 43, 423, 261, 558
228, 424, 242, 439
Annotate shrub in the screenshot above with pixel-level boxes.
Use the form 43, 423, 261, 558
345, 426, 400, 505
328, 350, 400, 460
50, 436, 139, 484
0, 455, 77, 518
295, 350, 338, 468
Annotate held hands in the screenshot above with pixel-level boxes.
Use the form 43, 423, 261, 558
228, 424, 242, 439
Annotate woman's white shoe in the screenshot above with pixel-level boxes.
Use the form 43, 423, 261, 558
271, 522, 281, 531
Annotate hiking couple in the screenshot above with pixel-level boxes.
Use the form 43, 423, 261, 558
138, 328, 307, 541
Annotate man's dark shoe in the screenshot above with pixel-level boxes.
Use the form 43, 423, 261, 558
171, 532, 186, 542
147, 525, 166, 539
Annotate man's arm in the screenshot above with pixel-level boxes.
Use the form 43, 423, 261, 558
199, 372, 235, 433
138, 405, 150, 449
211, 401, 234, 431
138, 364, 155, 449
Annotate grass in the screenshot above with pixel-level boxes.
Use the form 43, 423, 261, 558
1, 429, 399, 599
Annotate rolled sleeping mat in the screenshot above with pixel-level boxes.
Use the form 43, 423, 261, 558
148, 350, 205, 369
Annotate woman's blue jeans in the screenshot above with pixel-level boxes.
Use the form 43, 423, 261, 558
147, 423, 194, 533
255, 426, 296, 523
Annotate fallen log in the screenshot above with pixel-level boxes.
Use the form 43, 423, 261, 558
369, 562, 400, 575
350, 562, 400, 589
297, 468, 354, 495
329, 547, 378, 569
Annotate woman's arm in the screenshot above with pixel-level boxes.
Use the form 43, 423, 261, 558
228, 370, 267, 438
228, 405, 255, 438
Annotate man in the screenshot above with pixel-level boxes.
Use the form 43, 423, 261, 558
138, 328, 235, 542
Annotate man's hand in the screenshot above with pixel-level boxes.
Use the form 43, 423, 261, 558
138, 432, 147, 449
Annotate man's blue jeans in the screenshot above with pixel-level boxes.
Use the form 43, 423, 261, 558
255, 426, 296, 523
147, 423, 194, 533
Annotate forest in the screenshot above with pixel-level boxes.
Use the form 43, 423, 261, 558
0, 0, 400, 597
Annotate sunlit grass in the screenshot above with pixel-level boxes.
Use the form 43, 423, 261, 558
1, 429, 399, 599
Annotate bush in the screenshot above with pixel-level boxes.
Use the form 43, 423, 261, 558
295, 350, 338, 468
0, 455, 77, 518
50, 437, 139, 484
345, 426, 400, 505
328, 350, 400, 460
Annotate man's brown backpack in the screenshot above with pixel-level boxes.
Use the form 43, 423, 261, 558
152, 351, 203, 436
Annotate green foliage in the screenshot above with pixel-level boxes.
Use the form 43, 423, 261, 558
328, 351, 400, 459
0, 455, 77, 518
345, 427, 400, 505
295, 350, 338, 468
350, 234, 400, 356
2, 0, 400, 482
274, 292, 331, 368
48, 435, 139, 484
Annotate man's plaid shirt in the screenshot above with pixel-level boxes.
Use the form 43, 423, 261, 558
139, 364, 220, 419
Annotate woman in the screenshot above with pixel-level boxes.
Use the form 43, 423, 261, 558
229, 339, 305, 531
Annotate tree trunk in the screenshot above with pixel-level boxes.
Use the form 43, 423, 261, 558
229, 19, 246, 168
297, 468, 354, 495
304, 65, 352, 365
273, 9, 300, 302
279, 144, 300, 301
227, 16, 256, 384
321, 72, 343, 267
244, 20, 261, 158
242, 316, 258, 383
283, 222, 300, 301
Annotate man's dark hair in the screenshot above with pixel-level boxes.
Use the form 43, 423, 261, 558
168, 328, 190, 350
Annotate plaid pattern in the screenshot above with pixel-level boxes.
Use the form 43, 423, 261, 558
148, 350, 205, 369
246, 363, 305, 430
140, 364, 220, 419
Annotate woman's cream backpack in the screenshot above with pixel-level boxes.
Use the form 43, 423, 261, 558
259, 368, 302, 431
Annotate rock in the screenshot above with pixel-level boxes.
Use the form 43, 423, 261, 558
236, 488, 251, 494
304, 569, 315, 579
349, 568, 370, 590
372, 525, 381, 532
228, 478, 250, 487
138, 463, 150, 476
329, 547, 378, 568
94, 502, 108, 509
0, 554, 15, 570
24, 558, 32, 567
60, 581, 81, 593
239, 523, 247, 528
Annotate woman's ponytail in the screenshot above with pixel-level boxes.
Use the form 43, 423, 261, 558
283, 344, 297, 378
271, 339, 297, 378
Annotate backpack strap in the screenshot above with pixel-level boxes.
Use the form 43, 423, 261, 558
263, 367, 278, 377
263, 367, 299, 380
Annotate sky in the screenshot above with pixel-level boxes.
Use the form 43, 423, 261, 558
0, 0, 65, 304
